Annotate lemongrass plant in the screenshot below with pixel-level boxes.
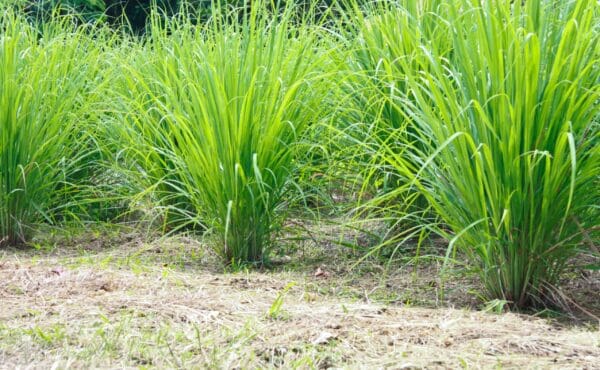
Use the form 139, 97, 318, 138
0, 11, 106, 246
381, 0, 600, 307
112, 3, 331, 264
326, 0, 452, 257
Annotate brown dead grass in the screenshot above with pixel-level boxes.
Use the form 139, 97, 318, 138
0, 233, 599, 369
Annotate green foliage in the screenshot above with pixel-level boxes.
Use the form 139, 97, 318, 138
0, 12, 106, 246
110, 4, 332, 264
17, 0, 179, 31
267, 282, 296, 319
364, 0, 600, 307
103, 0, 180, 32
18, 1, 347, 32
22, 0, 106, 21
1, 0, 597, 312
324, 0, 452, 258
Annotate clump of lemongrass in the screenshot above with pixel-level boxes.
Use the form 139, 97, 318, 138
380, 0, 599, 307
111, 3, 332, 264
0, 11, 107, 246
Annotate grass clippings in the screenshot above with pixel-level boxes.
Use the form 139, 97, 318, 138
1, 233, 598, 369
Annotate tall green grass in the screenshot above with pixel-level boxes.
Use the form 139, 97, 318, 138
2, 0, 598, 311
370, 0, 600, 307
111, 4, 331, 264
0, 12, 105, 246
327, 0, 452, 257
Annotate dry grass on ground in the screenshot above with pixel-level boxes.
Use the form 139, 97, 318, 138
0, 228, 598, 369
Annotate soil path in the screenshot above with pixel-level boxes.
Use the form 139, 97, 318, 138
1, 241, 598, 369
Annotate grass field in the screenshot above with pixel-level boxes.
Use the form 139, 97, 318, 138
1, 0, 599, 367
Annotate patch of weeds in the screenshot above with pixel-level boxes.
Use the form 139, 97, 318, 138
532, 308, 568, 320
159, 245, 206, 271
4, 284, 25, 295
29, 240, 58, 253
267, 282, 297, 320
294, 342, 343, 369
126, 239, 208, 272
482, 299, 510, 314
366, 287, 404, 305
115, 253, 151, 275
289, 355, 316, 369
93, 313, 132, 355
24, 324, 67, 347
189, 321, 258, 368
257, 339, 342, 369
0, 324, 20, 344
78, 312, 179, 365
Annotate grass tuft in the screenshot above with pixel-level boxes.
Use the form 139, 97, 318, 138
110, 3, 332, 264
367, 0, 600, 307
0, 11, 106, 246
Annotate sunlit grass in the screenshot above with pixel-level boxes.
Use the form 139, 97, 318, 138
0, 11, 107, 246
368, 0, 600, 307
110, 3, 333, 264
1, 0, 598, 311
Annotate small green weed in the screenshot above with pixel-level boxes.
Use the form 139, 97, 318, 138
267, 282, 297, 320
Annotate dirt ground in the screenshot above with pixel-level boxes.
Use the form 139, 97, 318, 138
0, 230, 598, 369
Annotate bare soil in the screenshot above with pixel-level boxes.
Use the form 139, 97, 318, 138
0, 230, 598, 369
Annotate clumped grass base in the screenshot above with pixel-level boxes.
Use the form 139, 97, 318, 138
110, 4, 331, 265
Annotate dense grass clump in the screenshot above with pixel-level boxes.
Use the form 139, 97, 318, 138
368, 0, 600, 307
110, 5, 331, 264
330, 0, 453, 256
1, 0, 598, 311
0, 12, 105, 246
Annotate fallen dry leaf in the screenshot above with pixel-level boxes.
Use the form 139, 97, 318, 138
314, 267, 330, 278
312, 331, 337, 345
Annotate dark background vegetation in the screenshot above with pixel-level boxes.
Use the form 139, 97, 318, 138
18, 0, 345, 32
